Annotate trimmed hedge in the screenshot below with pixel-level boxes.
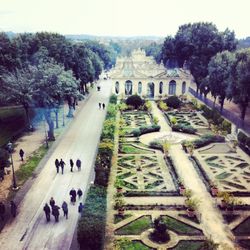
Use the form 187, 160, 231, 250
77, 186, 107, 250
192, 134, 225, 148
172, 124, 197, 134
149, 141, 163, 151
238, 131, 250, 155
131, 125, 160, 137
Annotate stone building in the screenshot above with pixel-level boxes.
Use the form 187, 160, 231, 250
109, 49, 191, 99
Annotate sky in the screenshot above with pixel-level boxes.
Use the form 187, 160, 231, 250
0, 0, 249, 38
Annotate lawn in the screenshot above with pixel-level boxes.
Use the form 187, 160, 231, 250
119, 240, 152, 250
115, 216, 152, 235
233, 217, 250, 235
161, 216, 203, 235
15, 144, 49, 185
120, 144, 153, 154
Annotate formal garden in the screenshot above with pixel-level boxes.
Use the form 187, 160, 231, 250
77, 94, 250, 250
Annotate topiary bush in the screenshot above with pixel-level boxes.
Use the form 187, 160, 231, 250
126, 95, 144, 109
164, 96, 181, 109
193, 134, 225, 148
131, 125, 160, 136
172, 124, 197, 134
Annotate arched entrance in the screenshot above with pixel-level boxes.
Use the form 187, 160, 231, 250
168, 80, 176, 95
182, 81, 186, 94
115, 81, 119, 94
138, 82, 142, 95
147, 82, 155, 98
125, 80, 133, 95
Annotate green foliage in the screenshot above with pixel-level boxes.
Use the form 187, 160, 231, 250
192, 134, 225, 148
109, 94, 118, 104
172, 124, 197, 134
126, 95, 144, 109
158, 100, 168, 111
115, 216, 152, 235
149, 140, 163, 151
165, 96, 181, 109
131, 124, 160, 137
77, 186, 107, 250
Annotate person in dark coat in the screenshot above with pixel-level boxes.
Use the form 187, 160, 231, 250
49, 197, 55, 208
78, 202, 84, 213
43, 203, 51, 222
0, 202, 5, 220
61, 201, 68, 219
102, 103, 105, 109
55, 159, 60, 174
70, 159, 74, 172
19, 149, 24, 161
77, 188, 83, 199
10, 200, 17, 218
52, 205, 60, 222
76, 159, 81, 171
59, 159, 65, 174
69, 188, 77, 205
99, 103, 101, 109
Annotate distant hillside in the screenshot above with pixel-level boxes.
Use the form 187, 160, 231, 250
65, 34, 164, 41
238, 37, 250, 49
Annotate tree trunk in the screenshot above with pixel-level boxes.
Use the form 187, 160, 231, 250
196, 84, 199, 95
67, 96, 74, 118
220, 97, 225, 113
55, 109, 59, 129
23, 105, 31, 129
44, 109, 55, 141
240, 104, 247, 121
213, 97, 217, 108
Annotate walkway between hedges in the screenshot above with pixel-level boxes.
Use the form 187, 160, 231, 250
0, 79, 112, 250
150, 102, 236, 250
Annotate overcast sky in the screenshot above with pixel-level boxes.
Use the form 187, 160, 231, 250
0, 0, 249, 38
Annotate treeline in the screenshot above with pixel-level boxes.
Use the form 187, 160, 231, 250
0, 32, 117, 140
144, 22, 250, 122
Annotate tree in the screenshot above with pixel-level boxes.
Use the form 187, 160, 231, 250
208, 51, 236, 112
126, 95, 143, 109
161, 36, 177, 67
0, 68, 35, 129
229, 49, 250, 121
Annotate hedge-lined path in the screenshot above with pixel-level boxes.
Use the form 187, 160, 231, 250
170, 144, 235, 249
0, 79, 112, 250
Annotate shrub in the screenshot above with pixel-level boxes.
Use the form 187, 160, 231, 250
158, 100, 168, 111
149, 141, 163, 151
77, 186, 106, 250
131, 125, 160, 136
221, 120, 231, 134
126, 95, 144, 109
238, 131, 247, 146
109, 94, 117, 104
165, 96, 181, 109
193, 134, 225, 148
172, 124, 197, 134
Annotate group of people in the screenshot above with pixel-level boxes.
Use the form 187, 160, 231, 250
43, 188, 84, 223
54, 158, 82, 174
98, 103, 105, 109
0, 200, 17, 220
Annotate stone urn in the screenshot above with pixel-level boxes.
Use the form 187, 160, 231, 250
211, 186, 218, 196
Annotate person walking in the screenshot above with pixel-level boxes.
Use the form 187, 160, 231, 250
60, 159, 65, 174
19, 149, 24, 161
102, 103, 105, 109
70, 159, 74, 172
10, 200, 17, 218
55, 159, 60, 174
62, 201, 68, 219
52, 205, 60, 222
76, 159, 81, 171
99, 103, 101, 109
0, 202, 5, 221
69, 188, 77, 205
78, 202, 84, 214
43, 203, 51, 222
77, 188, 83, 199
49, 197, 55, 208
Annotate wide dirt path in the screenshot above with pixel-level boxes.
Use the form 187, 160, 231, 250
0, 80, 112, 250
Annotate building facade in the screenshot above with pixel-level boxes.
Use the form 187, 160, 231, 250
109, 49, 192, 99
